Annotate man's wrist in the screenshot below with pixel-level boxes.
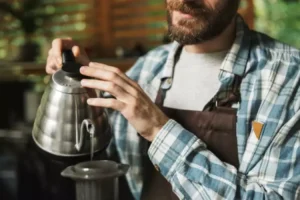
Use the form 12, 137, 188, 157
148, 117, 170, 141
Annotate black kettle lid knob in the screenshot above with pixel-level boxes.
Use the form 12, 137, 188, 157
61, 50, 82, 77
62, 49, 76, 63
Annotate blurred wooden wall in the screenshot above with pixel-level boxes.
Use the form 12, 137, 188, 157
239, 0, 254, 29
0, 0, 254, 60
94, 0, 166, 57
93, 0, 254, 58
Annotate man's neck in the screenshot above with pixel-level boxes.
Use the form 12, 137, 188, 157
184, 17, 237, 54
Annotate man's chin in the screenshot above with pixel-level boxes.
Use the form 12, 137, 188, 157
169, 32, 201, 45
170, 24, 202, 37
173, 27, 194, 36
171, 23, 200, 33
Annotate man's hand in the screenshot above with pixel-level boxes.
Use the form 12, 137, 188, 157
80, 62, 169, 141
46, 38, 90, 74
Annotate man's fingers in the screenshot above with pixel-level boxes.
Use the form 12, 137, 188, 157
72, 45, 81, 57
72, 46, 90, 65
51, 38, 90, 65
51, 38, 78, 64
80, 66, 139, 97
46, 38, 90, 74
89, 62, 121, 73
46, 48, 63, 74
87, 98, 125, 111
46, 55, 58, 74
88, 62, 142, 91
51, 38, 74, 54
81, 78, 136, 103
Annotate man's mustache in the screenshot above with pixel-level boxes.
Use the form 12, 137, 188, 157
166, 1, 209, 16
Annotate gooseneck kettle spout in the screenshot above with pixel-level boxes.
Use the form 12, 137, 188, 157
75, 119, 95, 152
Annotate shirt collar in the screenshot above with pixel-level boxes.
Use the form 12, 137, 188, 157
161, 14, 251, 80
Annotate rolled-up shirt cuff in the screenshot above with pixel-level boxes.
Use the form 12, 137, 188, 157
148, 119, 199, 179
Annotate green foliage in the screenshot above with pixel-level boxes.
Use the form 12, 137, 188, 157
254, 0, 300, 48
0, 0, 51, 35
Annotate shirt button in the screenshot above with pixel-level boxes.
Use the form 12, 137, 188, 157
166, 78, 172, 84
154, 164, 160, 172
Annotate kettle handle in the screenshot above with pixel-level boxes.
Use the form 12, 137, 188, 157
75, 119, 95, 152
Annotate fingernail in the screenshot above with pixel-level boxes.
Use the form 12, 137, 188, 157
81, 79, 86, 85
87, 99, 92, 104
57, 57, 62, 65
80, 66, 86, 72
55, 59, 62, 67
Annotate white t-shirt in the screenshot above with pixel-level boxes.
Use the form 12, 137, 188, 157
164, 47, 228, 111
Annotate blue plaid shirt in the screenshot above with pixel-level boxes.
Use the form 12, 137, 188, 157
106, 16, 300, 199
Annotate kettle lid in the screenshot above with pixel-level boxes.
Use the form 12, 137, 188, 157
61, 49, 83, 78
50, 50, 88, 93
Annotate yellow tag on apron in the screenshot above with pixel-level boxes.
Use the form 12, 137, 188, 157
252, 121, 264, 140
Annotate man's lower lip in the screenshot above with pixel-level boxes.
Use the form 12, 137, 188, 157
174, 10, 193, 18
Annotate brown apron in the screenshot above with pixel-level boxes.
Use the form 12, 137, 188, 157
141, 76, 241, 200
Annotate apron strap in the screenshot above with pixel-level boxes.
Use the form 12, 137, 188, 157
203, 75, 242, 111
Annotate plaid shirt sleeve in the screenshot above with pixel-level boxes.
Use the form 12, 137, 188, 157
148, 116, 300, 199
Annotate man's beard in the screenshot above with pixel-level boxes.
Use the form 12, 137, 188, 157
167, 0, 240, 45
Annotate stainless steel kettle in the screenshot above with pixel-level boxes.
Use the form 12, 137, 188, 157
32, 50, 112, 157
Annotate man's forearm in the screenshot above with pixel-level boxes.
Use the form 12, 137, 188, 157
148, 119, 299, 199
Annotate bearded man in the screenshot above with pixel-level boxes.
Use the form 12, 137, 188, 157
46, 0, 300, 199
